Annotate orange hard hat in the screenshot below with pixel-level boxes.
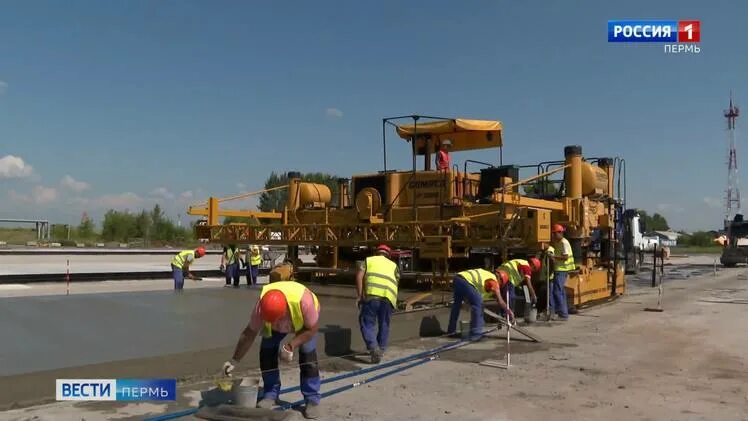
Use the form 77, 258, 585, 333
484, 279, 499, 293
376, 244, 391, 255
260, 290, 288, 323
494, 269, 510, 286
551, 224, 565, 233
195, 246, 206, 257
528, 257, 542, 272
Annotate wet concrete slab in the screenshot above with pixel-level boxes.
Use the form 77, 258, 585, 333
0, 285, 457, 410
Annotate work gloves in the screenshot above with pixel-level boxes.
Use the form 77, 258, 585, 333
222, 359, 239, 377
280, 343, 294, 363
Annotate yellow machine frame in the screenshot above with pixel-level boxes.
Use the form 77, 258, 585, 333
194, 115, 627, 308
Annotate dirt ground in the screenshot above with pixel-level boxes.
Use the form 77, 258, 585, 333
3, 257, 748, 421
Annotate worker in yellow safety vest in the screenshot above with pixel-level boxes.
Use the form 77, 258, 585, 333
550, 224, 575, 320
246, 245, 263, 287
220, 244, 241, 288
498, 257, 542, 318
223, 281, 321, 419
446, 268, 514, 340
356, 244, 400, 363
170, 247, 206, 290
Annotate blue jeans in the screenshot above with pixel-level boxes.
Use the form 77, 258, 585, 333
259, 331, 321, 405
551, 271, 569, 318
247, 264, 260, 285
225, 263, 240, 286
171, 265, 184, 290
358, 298, 393, 351
447, 276, 483, 340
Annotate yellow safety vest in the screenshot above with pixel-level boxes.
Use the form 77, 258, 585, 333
171, 250, 194, 269
364, 255, 399, 307
501, 259, 530, 287
250, 251, 262, 266
554, 238, 576, 272
259, 281, 319, 338
225, 247, 238, 265
457, 268, 496, 300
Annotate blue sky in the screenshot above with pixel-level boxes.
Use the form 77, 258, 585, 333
0, 0, 746, 230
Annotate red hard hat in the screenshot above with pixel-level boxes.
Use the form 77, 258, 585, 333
376, 244, 391, 254
260, 290, 288, 323
195, 246, 206, 257
552, 224, 565, 233
494, 269, 509, 286
484, 279, 499, 293
528, 257, 542, 272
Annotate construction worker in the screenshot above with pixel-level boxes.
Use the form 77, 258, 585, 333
436, 139, 452, 171
535, 245, 555, 315
550, 224, 575, 320
247, 245, 263, 286
355, 244, 399, 364
446, 268, 514, 340
220, 244, 241, 288
223, 281, 321, 419
498, 257, 542, 315
170, 247, 206, 290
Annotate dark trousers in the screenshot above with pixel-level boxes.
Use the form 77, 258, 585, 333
358, 297, 393, 351
447, 276, 484, 340
171, 265, 184, 290
247, 264, 260, 285
224, 263, 240, 286
551, 271, 569, 318
260, 331, 321, 405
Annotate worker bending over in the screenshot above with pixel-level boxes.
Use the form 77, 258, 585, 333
223, 281, 321, 419
446, 268, 514, 340
220, 244, 241, 288
498, 257, 541, 315
550, 224, 575, 320
356, 244, 399, 364
246, 245, 262, 286
170, 247, 206, 290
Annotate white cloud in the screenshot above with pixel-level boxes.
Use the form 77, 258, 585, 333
236, 182, 247, 191
60, 175, 90, 192
179, 190, 194, 200
149, 187, 175, 200
96, 192, 143, 209
0, 155, 34, 179
0, 81, 7, 95
703, 196, 722, 209
8, 186, 58, 204
325, 107, 343, 118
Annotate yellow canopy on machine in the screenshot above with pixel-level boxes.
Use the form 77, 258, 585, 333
396, 118, 503, 154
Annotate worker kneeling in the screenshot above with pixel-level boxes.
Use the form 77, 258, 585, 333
356, 244, 400, 364
223, 281, 321, 419
446, 268, 514, 340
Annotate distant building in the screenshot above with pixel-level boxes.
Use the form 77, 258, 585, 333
650, 230, 680, 247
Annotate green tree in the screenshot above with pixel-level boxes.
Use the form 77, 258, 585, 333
78, 213, 95, 239
681, 231, 714, 247
101, 210, 137, 242
258, 171, 339, 212
638, 210, 670, 232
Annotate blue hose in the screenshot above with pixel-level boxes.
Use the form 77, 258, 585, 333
277, 356, 437, 410
145, 330, 493, 420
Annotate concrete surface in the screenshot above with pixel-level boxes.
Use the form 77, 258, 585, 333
0, 254, 223, 275
2, 254, 747, 420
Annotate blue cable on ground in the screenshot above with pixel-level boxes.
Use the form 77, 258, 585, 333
144, 328, 495, 420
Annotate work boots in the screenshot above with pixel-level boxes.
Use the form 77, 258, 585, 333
370, 348, 383, 364
304, 402, 321, 419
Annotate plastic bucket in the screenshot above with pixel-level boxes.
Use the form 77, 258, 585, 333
459, 320, 470, 339
233, 378, 260, 408
525, 307, 537, 324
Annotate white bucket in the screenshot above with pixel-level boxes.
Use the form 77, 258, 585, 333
525, 307, 537, 324
459, 320, 470, 339
233, 378, 260, 408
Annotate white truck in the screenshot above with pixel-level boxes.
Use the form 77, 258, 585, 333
622, 209, 648, 274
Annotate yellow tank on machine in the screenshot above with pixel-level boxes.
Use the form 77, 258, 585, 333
194, 115, 628, 310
